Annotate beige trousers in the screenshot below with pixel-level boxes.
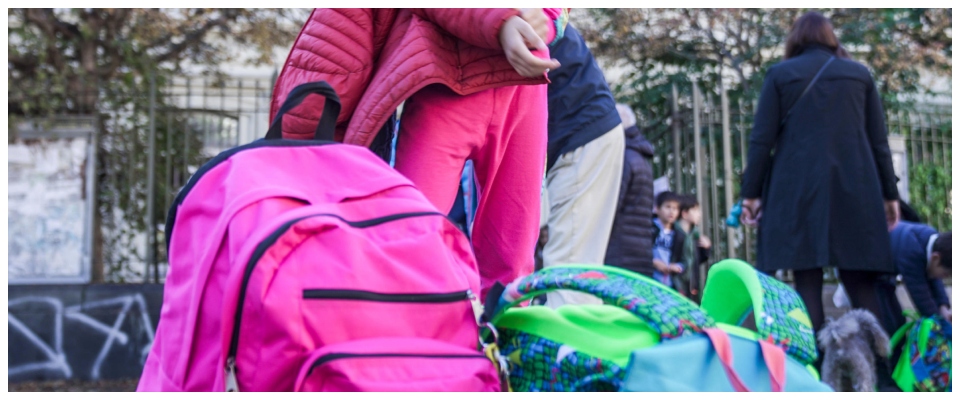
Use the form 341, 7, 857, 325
541, 124, 625, 308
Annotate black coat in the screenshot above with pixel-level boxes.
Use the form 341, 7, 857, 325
741, 44, 898, 273
605, 126, 655, 275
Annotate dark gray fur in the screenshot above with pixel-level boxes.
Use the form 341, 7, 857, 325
817, 309, 891, 392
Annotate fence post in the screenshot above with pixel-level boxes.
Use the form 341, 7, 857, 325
147, 73, 158, 283
721, 89, 735, 259
692, 81, 703, 203
671, 84, 683, 191
739, 98, 752, 263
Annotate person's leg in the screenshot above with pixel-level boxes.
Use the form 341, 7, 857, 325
793, 268, 826, 335
394, 85, 484, 213
541, 125, 625, 308
837, 270, 885, 320
873, 275, 906, 338
469, 84, 548, 299
792, 268, 826, 372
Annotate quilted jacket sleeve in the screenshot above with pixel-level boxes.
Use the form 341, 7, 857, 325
413, 8, 521, 50
415, 8, 566, 51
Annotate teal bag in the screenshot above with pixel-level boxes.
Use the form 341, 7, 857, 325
482, 261, 822, 392
622, 327, 832, 392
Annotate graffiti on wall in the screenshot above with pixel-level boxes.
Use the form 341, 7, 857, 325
8, 286, 162, 382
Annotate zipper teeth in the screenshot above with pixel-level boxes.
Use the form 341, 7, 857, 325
308, 352, 489, 376
227, 211, 443, 361
302, 289, 469, 303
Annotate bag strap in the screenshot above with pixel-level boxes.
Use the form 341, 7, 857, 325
779, 56, 835, 129
265, 81, 341, 141
483, 266, 715, 340
889, 319, 916, 352
704, 328, 786, 392
759, 338, 787, 392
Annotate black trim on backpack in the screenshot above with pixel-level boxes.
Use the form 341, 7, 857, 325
164, 139, 334, 253
303, 289, 470, 303
305, 352, 489, 378
226, 211, 444, 363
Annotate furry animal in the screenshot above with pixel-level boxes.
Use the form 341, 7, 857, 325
817, 309, 891, 392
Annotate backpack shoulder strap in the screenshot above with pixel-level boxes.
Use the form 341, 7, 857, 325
484, 265, 714, 340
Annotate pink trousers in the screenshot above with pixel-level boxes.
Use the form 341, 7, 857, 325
394, 83, 547, 299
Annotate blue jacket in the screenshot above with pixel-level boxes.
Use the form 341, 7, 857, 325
890, 221, 951, 317
546, 25, 621, 170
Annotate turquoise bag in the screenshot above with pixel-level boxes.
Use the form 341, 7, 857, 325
622, 327, 832, 392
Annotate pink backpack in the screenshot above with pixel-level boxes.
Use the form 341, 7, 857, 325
138, 82, 500, 392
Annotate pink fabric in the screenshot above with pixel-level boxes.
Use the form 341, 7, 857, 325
138, 143, 489, 391
394, 82, 548, 300
271, 8, 562, 147
294, 337, 499, 391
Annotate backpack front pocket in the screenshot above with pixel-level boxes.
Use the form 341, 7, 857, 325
294, 337, 499, 392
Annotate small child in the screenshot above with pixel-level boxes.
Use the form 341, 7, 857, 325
880, 222, 952, 328
677, 195, 712, 300
651, 191, 686, 289
877, 222, 951, 374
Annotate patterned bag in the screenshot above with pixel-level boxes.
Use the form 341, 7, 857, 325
481, 265, 714, 391
699, 259, 819, 367
890, 314, 952, 392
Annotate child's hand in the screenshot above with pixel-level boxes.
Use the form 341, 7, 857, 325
699, 236, 712, 249
517, 8, 550, 43
940, 305, 952, 323
653, 259, 670, 274
669, 264, 683, 274
499, 15, 561, 78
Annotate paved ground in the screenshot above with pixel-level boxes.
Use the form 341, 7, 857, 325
9, 378, 139, 392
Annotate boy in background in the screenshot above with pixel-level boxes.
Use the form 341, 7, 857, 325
677, 195, 712, 301
878, 223, 952, 335
652, 192, 686, 290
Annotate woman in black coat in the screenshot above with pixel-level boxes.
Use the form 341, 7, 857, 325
740, 12, 900, 355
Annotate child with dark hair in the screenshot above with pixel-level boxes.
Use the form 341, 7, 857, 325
651, 191, 686, 289
877, 223, 952, 338
677, 195, 712, 300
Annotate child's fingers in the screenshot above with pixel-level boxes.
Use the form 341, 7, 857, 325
517, 21, 547, 51
507, 46, 559, 77
519, 8, 549, 41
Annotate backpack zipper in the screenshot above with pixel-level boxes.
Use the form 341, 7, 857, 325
224, 210, 445, 391
306, 352, 490, 377
303, 289, 470, 303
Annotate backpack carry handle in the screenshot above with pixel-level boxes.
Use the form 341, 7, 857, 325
703, 328, 786, 392
483, 265, 715, 340
265, 81, 341, 141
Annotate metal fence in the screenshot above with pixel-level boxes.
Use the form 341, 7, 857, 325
96, 74, 276, 283
16, 74, 950, 284
644, 83, 952, 287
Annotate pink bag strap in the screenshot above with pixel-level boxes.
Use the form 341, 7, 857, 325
759, 337, 786, 392
703, 328, 786, 392
703, 328, 751, 392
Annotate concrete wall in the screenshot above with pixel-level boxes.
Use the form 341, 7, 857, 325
8, 129, 96, 284
8, 284, 163, 382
